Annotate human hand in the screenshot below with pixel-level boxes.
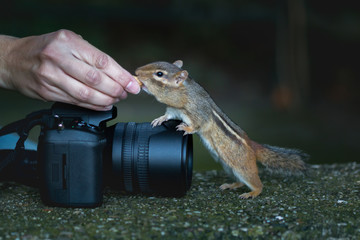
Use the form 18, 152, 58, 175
0, 30, 140, 111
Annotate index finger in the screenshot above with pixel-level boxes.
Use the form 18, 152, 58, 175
70, 37, 140, 94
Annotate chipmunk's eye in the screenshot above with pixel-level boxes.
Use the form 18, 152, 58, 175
156, 71, 164, 77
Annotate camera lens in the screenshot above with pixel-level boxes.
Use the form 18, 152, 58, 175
106, 120, 193, 196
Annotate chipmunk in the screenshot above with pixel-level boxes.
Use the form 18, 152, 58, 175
134, 60, 308, 199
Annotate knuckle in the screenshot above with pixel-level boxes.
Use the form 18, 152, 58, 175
95, 53, 109, 69
35, 62, 51, 79
40, 44, 56, 60
41, 30, 79, 60
104, 97, 116, 106
85, 69, 101, 86
34, 83, 54, 102
119, 91, 128, 100
77, 87, 92, 101
54, 29, 75, 41
111, 84, 124, 97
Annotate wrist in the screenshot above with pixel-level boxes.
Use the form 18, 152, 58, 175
0, 35, 19, 89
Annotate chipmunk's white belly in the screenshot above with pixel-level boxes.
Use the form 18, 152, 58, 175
198, 132, 220, 162
198, 132, 237, 178
166, 107, 192, 126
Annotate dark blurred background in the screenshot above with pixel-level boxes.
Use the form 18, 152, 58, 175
1, 0, 359, 170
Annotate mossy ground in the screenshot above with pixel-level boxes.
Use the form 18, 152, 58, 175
1, 163, 359, 239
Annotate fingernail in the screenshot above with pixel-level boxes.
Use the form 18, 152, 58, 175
125, 80, 141, 94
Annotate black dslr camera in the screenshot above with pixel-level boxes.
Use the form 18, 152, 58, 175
0, 103, 193, 207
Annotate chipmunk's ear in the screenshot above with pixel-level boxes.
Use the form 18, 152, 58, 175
175, 70, 188, 85
173, 60, 183, 68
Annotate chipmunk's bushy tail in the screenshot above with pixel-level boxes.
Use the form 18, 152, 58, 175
251, 141, 309, 175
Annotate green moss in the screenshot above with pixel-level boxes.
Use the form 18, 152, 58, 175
1, 163, 360, 239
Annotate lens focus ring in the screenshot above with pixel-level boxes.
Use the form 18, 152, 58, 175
121, 123, 150, 193
122, 122, 136, 192
136, 124, 150, 193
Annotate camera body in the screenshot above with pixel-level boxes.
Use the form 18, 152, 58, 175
38, 103, 115, 207
35, 103, 192, 208
38, 128, 106, 207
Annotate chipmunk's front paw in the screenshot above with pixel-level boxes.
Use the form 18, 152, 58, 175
176, 123, 195, 135
151, 115, 168, 127
220, 182, 244, 190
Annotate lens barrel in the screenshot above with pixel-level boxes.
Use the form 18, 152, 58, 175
107, 120, 193, 197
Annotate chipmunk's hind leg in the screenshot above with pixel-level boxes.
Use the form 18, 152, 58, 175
218, 163, 245, 190
233, 155, 263, 199
234, 172, 263, 199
